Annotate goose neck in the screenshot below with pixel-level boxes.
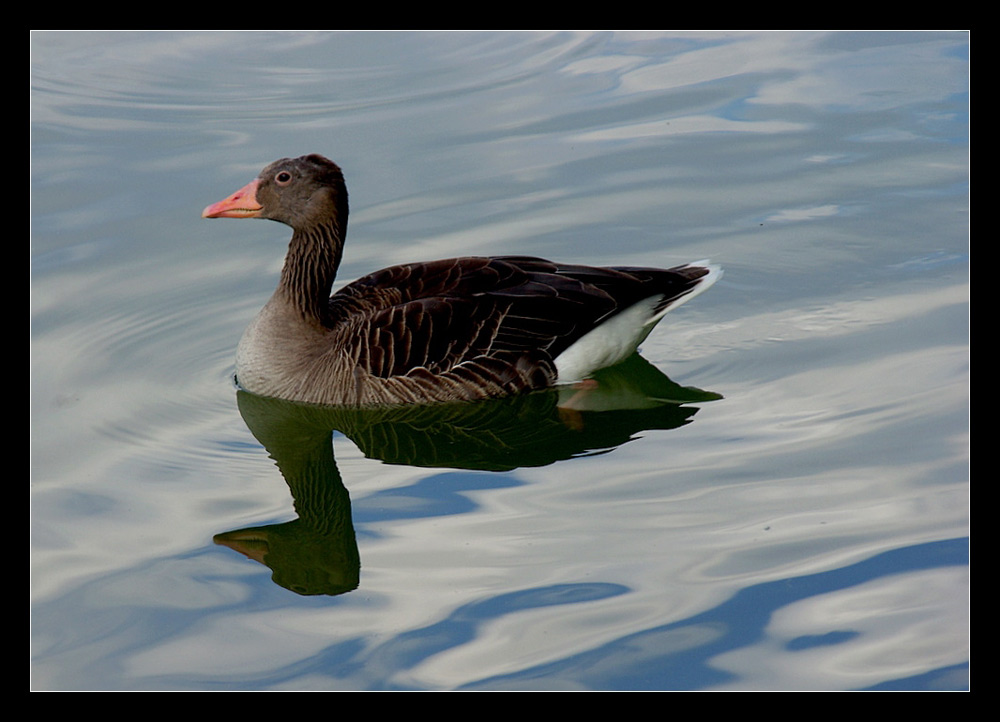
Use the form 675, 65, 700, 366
277, 222, 344, 324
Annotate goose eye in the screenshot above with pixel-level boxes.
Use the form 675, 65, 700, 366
275, 171, 293, 185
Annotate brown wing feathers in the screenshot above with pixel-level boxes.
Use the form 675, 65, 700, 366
332, 256, 704, 384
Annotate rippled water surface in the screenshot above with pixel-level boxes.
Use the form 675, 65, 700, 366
31, 31, 969, 691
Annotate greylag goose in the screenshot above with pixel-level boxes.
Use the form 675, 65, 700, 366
203, 154, 721, 406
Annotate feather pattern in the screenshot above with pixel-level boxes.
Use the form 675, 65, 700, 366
203, 154, 720, 406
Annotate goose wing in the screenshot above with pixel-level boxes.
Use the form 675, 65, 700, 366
329, 256, 714, 389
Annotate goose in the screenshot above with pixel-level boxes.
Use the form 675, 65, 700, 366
203, 154, 721, 406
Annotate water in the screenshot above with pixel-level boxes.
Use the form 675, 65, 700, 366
30, 31, 969, 691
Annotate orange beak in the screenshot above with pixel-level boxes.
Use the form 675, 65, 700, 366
202, 179, 263, 218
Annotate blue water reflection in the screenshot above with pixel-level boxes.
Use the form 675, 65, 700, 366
31, 31, 968, 690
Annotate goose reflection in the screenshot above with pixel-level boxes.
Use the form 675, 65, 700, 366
215, 355, 721, 596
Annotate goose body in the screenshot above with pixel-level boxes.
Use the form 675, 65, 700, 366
203, 154, 720, 406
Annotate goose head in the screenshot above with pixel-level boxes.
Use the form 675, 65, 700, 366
202, 154, 349, 235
